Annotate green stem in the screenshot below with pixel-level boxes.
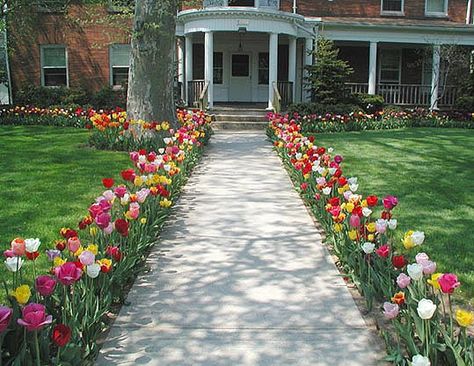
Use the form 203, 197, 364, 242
448, 294, 454, 336
34, 330, 41, 366
0, 333, 4, 366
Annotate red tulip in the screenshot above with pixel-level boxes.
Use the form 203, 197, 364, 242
102, 178, 114, 189
52, 324, 71, 347
114, 218, 129, 237
392, 255, 406, 269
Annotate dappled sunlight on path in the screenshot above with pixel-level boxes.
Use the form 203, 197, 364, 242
97, 132, 383, 366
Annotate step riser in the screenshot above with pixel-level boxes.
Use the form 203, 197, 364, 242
212, 122, 268, 130
213, 115, 268, 122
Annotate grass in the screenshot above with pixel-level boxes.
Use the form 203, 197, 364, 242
0, 126, 131, 302
312, 128, 474, 302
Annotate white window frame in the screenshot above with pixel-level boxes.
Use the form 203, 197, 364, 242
380, 0, 404, 16
378, 49, 402, 84
425, 0, 448, 17
109, 44, 131, 89
40, 45, 68, 88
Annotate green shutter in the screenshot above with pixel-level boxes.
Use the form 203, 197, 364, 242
111, 45, 131, 67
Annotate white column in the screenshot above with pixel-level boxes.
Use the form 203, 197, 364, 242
368, 41, 377, 95
268, 32, 278, 110
204, 31, 214, 109
177, 37, 184, 102
303, 37, 314, 102
185, 35, 193, 106
288, 36, 297, 103
430, 45, 441, 111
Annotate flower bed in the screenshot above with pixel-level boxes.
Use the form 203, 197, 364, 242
267, 112, 473, 365
0, 109, 211, 365
0, 106, 91, 128
297, 109, 474, 133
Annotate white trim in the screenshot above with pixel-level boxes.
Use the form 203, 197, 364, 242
380, 0, 405, 16
40, 44, 69, 88
109, 44, 131, 88
424, 0, 448, 18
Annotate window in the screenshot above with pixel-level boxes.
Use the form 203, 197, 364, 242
232, 55, 249, 77
228, 0, 255, 6
110, 44, 131, 88
258, 53, 269, 84
425, 0, 448, 16
381, 0, 404, 14
41, 46, 68, 87
379, 49, 401, 84
213, 52, 223, 84
193, 44, 204, 80
108, 0, 135, 12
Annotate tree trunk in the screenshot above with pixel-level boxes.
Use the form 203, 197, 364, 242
127, 0, 178, 127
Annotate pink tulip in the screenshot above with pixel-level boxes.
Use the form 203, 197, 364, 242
95, 212, 111, 230
438, 273, 460, 294
17, 303, 52, 331
114, 186, 128, 198
88, 203, 102, 218
0, 306, 12, 333
3, 249, 14, 258
349, 214, 360, 227
415, 252, 430, 264
397, 273, 411, 289
375, 244, 390, 258
98, 199, 112, 212
421, 260, 437, 275
35, 275, 57, 297
67, 237, 81, 253
54, 262, 82, 286
104, 223, 114, 235
382, 195, 398, 210
383, 302, 400, 320
11, 238, 26, 256
78, 251, 95, 266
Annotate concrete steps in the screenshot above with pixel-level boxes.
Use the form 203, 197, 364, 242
210, 106, 269, 130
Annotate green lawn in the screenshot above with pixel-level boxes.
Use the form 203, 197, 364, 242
313, 128, 474, 302
0, 126, 130, 301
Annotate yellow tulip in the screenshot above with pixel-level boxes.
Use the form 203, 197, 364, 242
427, 273, 443, 290
160, 198, 172, 208
455, 309, 474, 327
366, 222, 376, 233
334, 223, 342, 232
90, 227, 98, 237
87, 244, 99, 255
348, 230, 358, 241
134, 176, 144, 186
367, 234, 375, 242
11, 285, 31, 305
345, 202, 354, 213
74, 246, 84, 257
53, 257, 66, 267
140, 217, 147, 224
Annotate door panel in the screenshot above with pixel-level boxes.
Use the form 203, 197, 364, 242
230, 54, 252, 102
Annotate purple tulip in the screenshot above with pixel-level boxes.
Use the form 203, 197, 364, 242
0, 306, 13, 333
46, 249, 61, 262
79, 250, 95, 266
383, 302, 400, 320
397, 273, 411, 289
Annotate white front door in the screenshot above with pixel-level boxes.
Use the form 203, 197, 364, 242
229, 54, 252, 102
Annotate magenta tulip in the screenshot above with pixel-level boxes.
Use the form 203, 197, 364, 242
17, 303, 52, 331
54, 262, 82, 286
382, 195, 398, 210
0, 306, 12, 333
35, 275, 57, 297
438, 273, 460, 294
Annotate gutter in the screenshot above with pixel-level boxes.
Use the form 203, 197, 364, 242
467, 0, 472, 24
292, 0, 297, 14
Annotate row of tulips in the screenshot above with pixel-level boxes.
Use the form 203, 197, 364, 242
0, 109, 212, 365
266, 112, 473, 366
297, 109, 474, 133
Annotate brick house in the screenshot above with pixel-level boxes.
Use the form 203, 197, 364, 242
5, 0, 474, 109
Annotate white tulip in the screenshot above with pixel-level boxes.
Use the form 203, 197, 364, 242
349, 183, 359, 192
295, 153, 302, 160
328, 147, 334, 153
25, 238, 41, 253
388, 219, 398, 230
411, 231, 425, 246
407, 263, 423, 281
362, 207, 372, 217
411, 355, 431, 366
417, 299, 437, 320
86, 263, 101, 279
317, 167, 325, 175
361, 242, 375, 254
347, 177, 358, 185
322, 187, 332, 195
328, 168, 337, 175
5, 257, 24, 272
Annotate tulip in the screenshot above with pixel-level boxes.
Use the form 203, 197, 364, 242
17, 303, 52, 331
35, 275, 57, 297
102, 178, 114, 188
54, 262, 83, 286
391, 291, 405, 305
417, 299, 437, 320
407, 263, 423, 281
11, 284, 31, 305
375, 219, 387, 234
10, 238, 25, 256
427, 273, 442, 290
52, 324, 72, 347
349, 214, 360, 227
382, 302, 399, 320
382, 195, 398, 210
95, 212, 111, 230
114, 219, 129, 237
361, 242, 375, 254
67, 237, 81, 253
0, 306, 13, 333
387, 219, 397, 230
392, 255, 406, 269
411, 231, 425, 246
415, 253, 430, 264
396, 273, 411, 289
25, 238, 41, 253
46, 249, 61, 262
375, 244, 390, 258
420, 260, 436, 275
437, 273, 460, 294
86, 263, 101, 278
4, 256, 24, 272
78, 250, 95, 266
455, 309, 474, 327
411, 354, 431, 366
362, 207, 372, 217
3, 249, 14, 258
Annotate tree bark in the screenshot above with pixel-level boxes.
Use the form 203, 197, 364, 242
127, 0, 178, 127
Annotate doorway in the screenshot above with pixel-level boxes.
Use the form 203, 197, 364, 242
229, 54, 252, 102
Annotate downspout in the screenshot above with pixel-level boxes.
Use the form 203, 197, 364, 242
292, 0, 297, 13
467, 0, 472, 24
2, 4, 11, 105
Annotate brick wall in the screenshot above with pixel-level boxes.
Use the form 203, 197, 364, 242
9, 4, 131, 95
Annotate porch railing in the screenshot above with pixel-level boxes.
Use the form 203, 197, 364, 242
198, 81, 210, 111
277, 81, 293, 110
346, 83, 458, 107
187, 80, 205, 108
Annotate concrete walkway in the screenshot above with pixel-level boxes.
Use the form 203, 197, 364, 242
97, 131, 382, 366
